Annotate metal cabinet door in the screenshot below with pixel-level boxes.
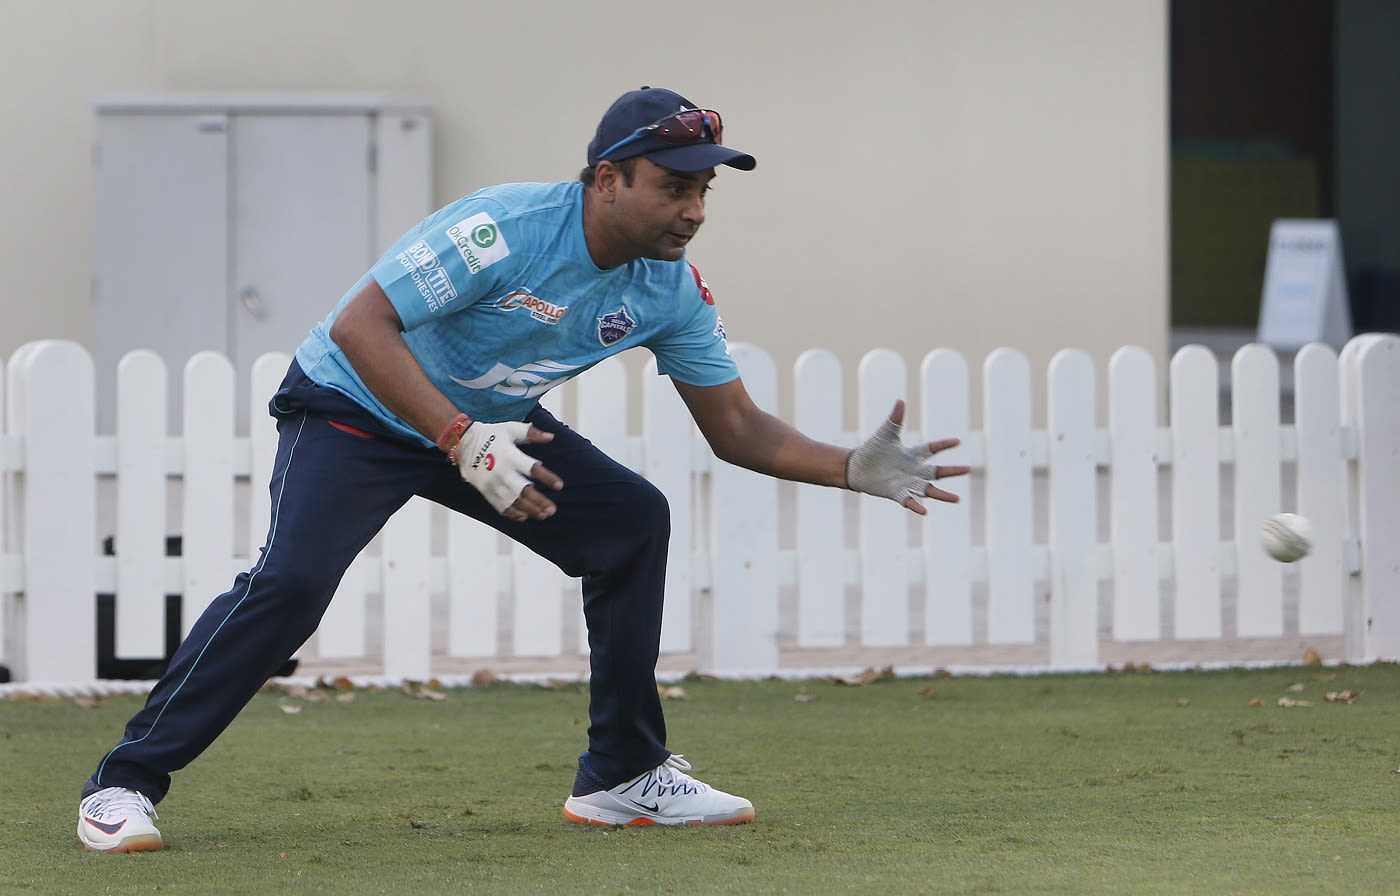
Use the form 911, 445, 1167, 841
229, 114, 373, 427
93, 112, 230, 432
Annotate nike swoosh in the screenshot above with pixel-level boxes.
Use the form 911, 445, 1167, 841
630, 801, 660, 813
84, 817, 127, 835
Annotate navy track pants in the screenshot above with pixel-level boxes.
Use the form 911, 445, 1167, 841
87, 361, 672, 801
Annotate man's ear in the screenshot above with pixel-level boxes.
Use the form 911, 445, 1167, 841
593, 161, 621, 200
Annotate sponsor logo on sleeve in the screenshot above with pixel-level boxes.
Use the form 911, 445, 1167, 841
395, 239, 459, 312
447, 213, 510, 274
597, 306, 638, 346
688, 262, 715, 305
496, 288, 567, 325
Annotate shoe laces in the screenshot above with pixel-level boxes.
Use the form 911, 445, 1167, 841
653, 754, 707, 794
86, 787, 158, 821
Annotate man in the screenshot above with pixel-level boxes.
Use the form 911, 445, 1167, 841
77, 86, 970, 852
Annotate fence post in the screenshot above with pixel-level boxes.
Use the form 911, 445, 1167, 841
1293, 345, 1347, 636
114, 350, 168, 658
794, 349, 845, 648
920, 349, 973, 647
1342, 335, 1400, 659
641, 357, 698, 655
181, 352, 236, 630
984, 348, 1034, 644
1108, 346, 1159, 641
0, 349, 10, 672
702, 343, 779, 677
1169, 345, 1223, 639
13, 341, 97, 681
1048, 349, 1098, 668
1231, 345, 1284, 637
858, 349, 911, 647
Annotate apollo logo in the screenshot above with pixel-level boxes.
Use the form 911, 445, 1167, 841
447, 213, 510, 274
450, 359, 582, 399
498, 289, 567, 325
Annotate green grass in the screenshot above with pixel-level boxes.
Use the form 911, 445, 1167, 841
3, 664, 1399, 895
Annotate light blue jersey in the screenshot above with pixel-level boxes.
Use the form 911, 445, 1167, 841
295, 181, 738, 446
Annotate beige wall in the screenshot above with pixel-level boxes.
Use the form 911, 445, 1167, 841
0, 0, 1166, 427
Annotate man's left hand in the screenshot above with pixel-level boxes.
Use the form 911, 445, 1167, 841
845, 401, 970, 515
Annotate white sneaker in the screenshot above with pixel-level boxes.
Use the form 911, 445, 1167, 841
77, 787, 164, 852
563, 754, 755, 827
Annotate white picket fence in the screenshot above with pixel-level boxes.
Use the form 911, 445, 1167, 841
2, 335, 1398, 689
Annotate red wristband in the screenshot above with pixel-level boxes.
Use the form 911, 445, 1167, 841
436, 413, 471, 463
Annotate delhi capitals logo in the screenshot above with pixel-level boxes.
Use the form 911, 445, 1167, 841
597, 306, 638, 346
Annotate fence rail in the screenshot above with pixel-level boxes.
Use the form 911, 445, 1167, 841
2, 336, 1398, 687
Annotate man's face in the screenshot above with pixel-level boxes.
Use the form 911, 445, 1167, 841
601, 157, 714, 263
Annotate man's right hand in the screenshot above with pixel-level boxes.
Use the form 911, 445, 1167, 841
454, 422, 563, 521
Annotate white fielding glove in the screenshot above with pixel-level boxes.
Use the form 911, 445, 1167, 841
454, 421, 539, 514
846, 416, 939, 508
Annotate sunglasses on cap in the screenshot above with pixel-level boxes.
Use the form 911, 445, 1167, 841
597, 109, 723, 163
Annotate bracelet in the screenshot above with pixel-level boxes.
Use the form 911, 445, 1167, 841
436, 413, 471, 463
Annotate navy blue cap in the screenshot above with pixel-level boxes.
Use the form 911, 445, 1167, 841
586, 87, 756, 172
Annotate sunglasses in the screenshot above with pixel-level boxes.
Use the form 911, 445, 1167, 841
597, 109, 723, 162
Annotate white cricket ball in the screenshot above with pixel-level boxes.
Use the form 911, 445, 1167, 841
1261, 513, 1313, 563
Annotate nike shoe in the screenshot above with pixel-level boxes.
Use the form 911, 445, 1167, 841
77, 787, 164, 852
563, 753, 755, 826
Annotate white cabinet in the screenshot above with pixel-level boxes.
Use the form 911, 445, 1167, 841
92, 94, 433, 431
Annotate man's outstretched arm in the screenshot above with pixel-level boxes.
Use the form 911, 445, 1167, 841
672, 378, 969, 515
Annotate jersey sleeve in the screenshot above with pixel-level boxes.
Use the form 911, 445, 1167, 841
370, 207, 515, 331
648, 263, 740, 387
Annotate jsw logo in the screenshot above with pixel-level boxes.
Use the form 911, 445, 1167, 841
450, 360, 581, 399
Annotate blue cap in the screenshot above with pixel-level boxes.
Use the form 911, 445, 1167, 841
586, 86, 756, 172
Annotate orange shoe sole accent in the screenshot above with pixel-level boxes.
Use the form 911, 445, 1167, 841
562, 807, 754, 827
79, 833, 164, 853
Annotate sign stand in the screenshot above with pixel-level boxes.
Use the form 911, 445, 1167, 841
1256, 219, 1352, 351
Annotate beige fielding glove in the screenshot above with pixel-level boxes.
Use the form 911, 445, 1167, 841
454, 421, 540, 514
845, 415, 940, 510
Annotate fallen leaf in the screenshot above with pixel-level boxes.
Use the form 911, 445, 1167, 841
279, 703, 303, 714
538, 679, 578, 691
335, 693, 355, 704
1302, 647, 1323, 666
1287, 682, 1306, 693
660, 686, 688, 701
469, 669, 498, 687
833, 666, 897, 686
73, 697, 101, 709
793, 693, 816, 703
1277, 697, 1312, 708
1248, 697, 1267, 707
1175, 698, 1191, 707
415, 687, 447, 702
1324, 690, 1360, 704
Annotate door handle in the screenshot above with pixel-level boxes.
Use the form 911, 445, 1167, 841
239, 287, 266, 319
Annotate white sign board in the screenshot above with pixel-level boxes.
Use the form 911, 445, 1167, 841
1257, 219, 1352, 350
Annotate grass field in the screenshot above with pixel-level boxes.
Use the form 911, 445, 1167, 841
3, 663, 1398, 895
